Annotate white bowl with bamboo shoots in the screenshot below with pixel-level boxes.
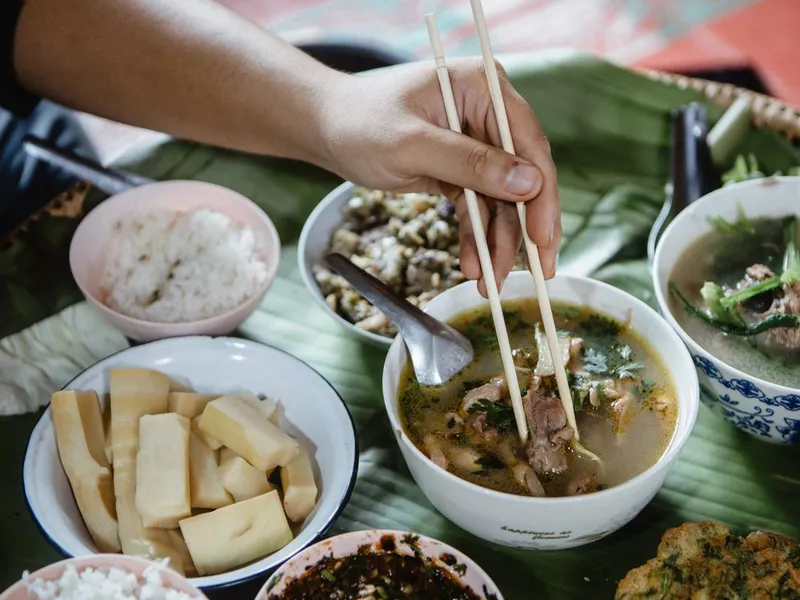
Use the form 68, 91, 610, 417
22, 336, 358, 589
654, 176, 800, 443
383, 271, 699, 549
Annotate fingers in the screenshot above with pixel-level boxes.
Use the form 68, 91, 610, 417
533, 212, 561, 279
486, 201, 522, 294
454, 191, 490, 291
499, 78, 561, 254
403, 125, 543, 204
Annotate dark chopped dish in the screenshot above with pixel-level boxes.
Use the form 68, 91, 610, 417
273, 550, 485, 599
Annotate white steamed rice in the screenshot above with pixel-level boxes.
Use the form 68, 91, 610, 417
101, 209, 268, 323
23, 561, 197, 600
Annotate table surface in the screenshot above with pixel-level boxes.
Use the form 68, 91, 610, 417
2, 53, 800, 600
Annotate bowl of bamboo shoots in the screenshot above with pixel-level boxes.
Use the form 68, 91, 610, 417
22, 336, 358, 590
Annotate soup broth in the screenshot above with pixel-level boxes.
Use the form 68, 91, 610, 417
668, 215, 800, 388
398, 299, 678, 498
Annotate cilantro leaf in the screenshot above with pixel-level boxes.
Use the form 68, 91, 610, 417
583, 348, 608, 374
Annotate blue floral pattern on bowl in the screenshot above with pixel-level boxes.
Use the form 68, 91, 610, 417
693, 354, 800, 443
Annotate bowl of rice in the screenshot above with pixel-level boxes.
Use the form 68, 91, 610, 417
70, 180, 280, 342
0, 555, 206, 600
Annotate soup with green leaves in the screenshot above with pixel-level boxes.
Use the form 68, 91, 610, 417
398, 299, 678, 498
668, 213, 800, 388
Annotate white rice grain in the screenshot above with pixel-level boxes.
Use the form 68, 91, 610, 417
101, 209, 268, 323
24, 561, 197, 600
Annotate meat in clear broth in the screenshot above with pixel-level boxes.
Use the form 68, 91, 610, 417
669, 213, 800, 388
398, 299, 678, 498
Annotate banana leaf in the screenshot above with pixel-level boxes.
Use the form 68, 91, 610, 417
2, 51, 800, 598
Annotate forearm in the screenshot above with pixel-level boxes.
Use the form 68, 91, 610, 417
13, 0, 344, 165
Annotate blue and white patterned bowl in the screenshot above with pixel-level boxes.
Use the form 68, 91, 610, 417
653, 176, 800, 444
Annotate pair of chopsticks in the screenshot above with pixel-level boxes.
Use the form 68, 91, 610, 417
425, 2, 579, 444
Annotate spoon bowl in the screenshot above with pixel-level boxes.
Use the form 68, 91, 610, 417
325, 253, 473, 385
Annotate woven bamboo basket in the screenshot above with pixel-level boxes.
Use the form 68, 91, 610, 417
3, 70, 800, 251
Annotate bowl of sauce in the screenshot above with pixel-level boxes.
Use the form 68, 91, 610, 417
258, 529, 503, 599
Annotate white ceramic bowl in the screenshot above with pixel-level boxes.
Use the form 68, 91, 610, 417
382, 271, 699, 550
298, 181, 394, 347
653, 176, 800, 444
0, 555, 206, 600
257, 529, 504, 599
22, 336, 358, 590
70, 180, 281, 342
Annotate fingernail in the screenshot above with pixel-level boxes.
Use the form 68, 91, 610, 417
505, 163, 540, 196
548, 217, 556, 245
497, 274, 506, 293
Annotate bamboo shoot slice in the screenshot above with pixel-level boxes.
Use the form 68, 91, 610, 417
199, 396, 298, 471
169, 392, 218, 419
237, 392, 278, 422
109, 368, 183, 572
135, 413, 192, 528
179, 490, 293, 576
191, 416, 222, 451
218, 455, 274, 502
167, 530, 197, 577
51, 390, 120, 553
280, 444, 318, 523
189, 432, 233, 509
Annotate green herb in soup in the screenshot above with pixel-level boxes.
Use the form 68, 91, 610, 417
668, 213, 800, 388
274, 550, 488, 599
398, 299, 678, 498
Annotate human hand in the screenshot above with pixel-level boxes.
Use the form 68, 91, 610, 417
318, 58, 561, 297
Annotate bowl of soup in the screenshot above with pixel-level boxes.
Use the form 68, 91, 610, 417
382, 271, 699, 550
653, 176, 800, 444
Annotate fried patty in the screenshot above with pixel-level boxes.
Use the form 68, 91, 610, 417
616, 521, 800, 599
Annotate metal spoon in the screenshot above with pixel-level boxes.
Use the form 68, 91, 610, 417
325, 253, 474, 386
22, 134, 153, 195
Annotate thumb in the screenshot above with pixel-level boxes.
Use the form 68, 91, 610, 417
405, 125, 543, 202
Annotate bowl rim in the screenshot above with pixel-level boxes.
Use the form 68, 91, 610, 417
258, 528, 504, 599
69, 179, 282, 331
382, 271, 700, 505
297, 180, 398, 348
0, 554, 208, 600
21, 335, 360, 591
652, 175, 800, 396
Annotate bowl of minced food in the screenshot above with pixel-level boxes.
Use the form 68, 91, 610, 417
69, 180, 281, 341
0, 555, 206, 600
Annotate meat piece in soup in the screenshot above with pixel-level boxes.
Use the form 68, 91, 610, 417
398, 300, 678, 498
668, 213, 800, 388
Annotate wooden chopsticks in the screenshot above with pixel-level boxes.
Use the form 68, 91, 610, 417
425, 14, 529, 443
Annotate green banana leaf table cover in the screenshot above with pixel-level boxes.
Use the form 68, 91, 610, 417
1, 52, 799, 599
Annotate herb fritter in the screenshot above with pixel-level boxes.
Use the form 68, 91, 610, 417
616, 521, 800, 599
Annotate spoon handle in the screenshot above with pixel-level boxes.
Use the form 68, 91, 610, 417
324, 253, 446, 340
22, 135, 155, 196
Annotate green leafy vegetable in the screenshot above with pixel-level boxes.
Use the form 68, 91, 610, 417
567, 370, 589, 411
582, 345, 641, 379
321, 569, 336, 582
722, 153, 800, 186
719, 216, 799, 309
669, 281, 798, 335
703, 281, 746, 324
467, 400, 515, 433
583, 348, 608, 374
636, 379, 655, 400
709, 203, 755, 237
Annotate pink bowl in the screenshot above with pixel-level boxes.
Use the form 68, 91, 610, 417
257, 529, 504, 599
0, 555, 207, 599
69, 180, 280, 342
